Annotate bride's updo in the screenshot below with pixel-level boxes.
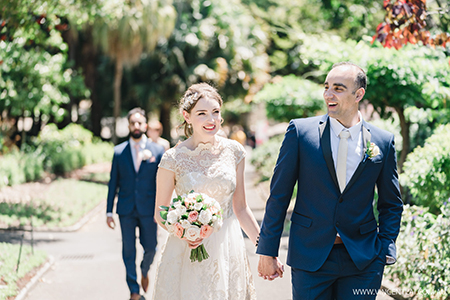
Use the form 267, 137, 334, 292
179, 83, 223, 138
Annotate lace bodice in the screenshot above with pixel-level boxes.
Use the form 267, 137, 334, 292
159, 137, 245, 218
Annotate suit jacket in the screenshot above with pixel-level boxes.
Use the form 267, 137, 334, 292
106, 139, 165, 217
256, 115, 403, 271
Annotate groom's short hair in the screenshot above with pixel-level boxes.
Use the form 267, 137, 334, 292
127, 107, 147, 123
332, 61, 367, 91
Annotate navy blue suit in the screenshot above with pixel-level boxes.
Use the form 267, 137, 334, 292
257, 115, 403, 299
107, 138, 164, 294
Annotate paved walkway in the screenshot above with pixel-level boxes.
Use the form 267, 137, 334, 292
4, 148, 393, 300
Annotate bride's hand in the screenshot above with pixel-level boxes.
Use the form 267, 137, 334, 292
185, 237, 203, 249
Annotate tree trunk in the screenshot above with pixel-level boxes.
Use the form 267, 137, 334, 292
395, 106, 410, 172
160, 101, 172, 144
112, 56, 124, 145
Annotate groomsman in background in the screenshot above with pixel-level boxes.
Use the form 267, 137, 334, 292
106, 107, 165, 300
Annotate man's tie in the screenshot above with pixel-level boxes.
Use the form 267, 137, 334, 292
134, 143, 142, 172
336, 130, 350, 192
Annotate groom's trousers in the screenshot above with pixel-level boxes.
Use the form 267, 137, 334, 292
119, 210, 157, 294
291, 244, 386, 300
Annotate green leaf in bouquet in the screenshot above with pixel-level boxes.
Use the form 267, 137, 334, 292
160, 211, 168, 220
196, 195, 202, 202
159, 205, 169, 211
181, 213, 188, 219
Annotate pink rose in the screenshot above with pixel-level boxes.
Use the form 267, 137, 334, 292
174, 223, 184, 239
188, 211, 199, 223
200, 224, 213, 239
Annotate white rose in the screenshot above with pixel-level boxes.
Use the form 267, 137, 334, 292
372, 145, 380, 157
173, 201, 182, 208
180, 219, 191, 229
185, 226, 201, 241
142, 149, 153, 160
198, 209, 212, 224
176, 205, 187, 216
167, 210, 179, 224
212, 217, 223, 231
194, 202, 203, 211
165, 222, 175, 233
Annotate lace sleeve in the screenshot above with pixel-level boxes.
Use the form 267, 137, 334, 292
232, 140, 246, 165
158, 148, 176, 172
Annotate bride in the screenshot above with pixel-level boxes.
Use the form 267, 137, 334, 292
152, 83, 280, 299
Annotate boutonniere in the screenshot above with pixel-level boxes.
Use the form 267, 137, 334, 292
142, 149, 155, 162
364, 141, 380, 162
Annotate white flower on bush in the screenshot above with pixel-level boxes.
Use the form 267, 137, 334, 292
185, 226, 201, 241
180, 219, 191, 229
167, 210, 179, 224
194, 202, 203, 211
198, 209, 212, 224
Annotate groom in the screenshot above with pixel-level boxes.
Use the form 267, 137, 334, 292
257, 62, 403, 299
106, 107, 165, 300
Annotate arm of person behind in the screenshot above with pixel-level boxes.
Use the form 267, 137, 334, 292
106, 152, 119, 229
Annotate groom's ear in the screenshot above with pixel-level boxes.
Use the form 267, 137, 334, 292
354, 87, 365, 103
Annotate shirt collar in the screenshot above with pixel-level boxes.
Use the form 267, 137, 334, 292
129, 135, 147, 149
329, 111, 363, 140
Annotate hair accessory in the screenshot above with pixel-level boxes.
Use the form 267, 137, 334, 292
183, 92, 199, 110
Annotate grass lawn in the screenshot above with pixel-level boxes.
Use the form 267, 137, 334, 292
0, 242, 47, 300
0, 178, 108, 229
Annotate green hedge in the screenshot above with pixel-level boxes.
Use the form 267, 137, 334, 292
400, 124, 450, 214
386, 204, 450, 299
0, 124, 113, 188
250, 134, 284, 182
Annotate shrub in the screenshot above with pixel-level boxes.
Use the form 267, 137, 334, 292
250, 134, 284, 182
400, 124, 450, 214
386, 204, 450, 299
253, 75, 325, 123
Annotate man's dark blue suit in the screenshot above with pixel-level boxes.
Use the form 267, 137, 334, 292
257, 115, 403, 299
107, 138, 165, 295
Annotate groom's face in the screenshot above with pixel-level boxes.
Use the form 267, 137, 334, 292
128, 113, 147, 140
323, 65, 364, 126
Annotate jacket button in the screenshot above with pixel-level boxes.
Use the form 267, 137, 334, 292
336, 222, 340, 227
339, 198, 343, 203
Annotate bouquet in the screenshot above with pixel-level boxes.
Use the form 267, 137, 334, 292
159, 191, 223, 262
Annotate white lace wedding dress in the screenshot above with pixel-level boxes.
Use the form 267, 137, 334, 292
152, 137, 256, 300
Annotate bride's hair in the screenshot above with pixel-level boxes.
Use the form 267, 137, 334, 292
179, 82, 223, 138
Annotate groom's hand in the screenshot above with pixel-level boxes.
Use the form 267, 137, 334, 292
258, 255, 284, 281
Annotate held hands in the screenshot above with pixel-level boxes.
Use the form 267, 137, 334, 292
258, 255, 284, 281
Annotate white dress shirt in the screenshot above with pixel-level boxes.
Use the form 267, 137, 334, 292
130, 134, 148, 167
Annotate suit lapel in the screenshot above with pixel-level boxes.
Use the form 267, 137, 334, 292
319, 116, 339, 190
342, 122, 371, 193
125, 142, 138, 174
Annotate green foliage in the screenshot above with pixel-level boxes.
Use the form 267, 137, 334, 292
253, 75, 325, 122
0, 179, 108, 228
386, 204, 450, 299
0, 242, 47, 300
0, 150, 44, 188
37, 123, 113, 175
400, 124, 450, 214
250, 134, 284, 182
0, 0, 90, 124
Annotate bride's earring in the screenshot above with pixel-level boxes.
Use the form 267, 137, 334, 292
187, 123, 191, 129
